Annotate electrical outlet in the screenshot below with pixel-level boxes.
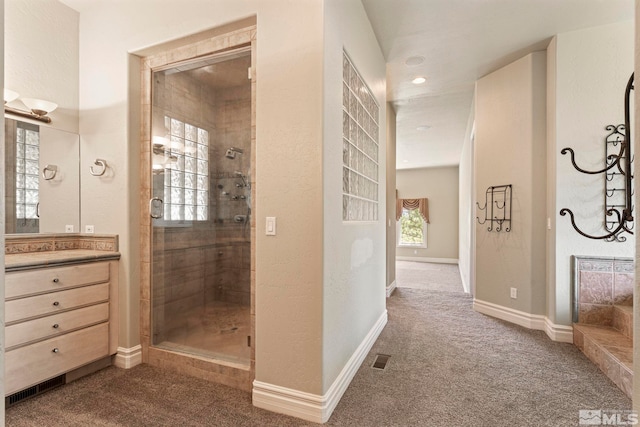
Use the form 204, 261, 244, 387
65, 225, 74, 233
510, 287, 517, 299
85, 225, 95, 234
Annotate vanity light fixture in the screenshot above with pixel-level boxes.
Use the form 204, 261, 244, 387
4, 89, 57, 124
4, 89, 19, 103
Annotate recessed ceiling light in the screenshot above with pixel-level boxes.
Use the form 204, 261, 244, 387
416, 125, 431, 131
405, 56, 425, 66
412, 76, 426, 85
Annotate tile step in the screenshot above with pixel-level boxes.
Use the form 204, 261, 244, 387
574, 323, 632, 398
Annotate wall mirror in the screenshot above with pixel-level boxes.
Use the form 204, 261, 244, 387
4, 118, 80, 234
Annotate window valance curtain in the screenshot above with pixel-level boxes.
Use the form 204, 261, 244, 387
396, 197, 429, 223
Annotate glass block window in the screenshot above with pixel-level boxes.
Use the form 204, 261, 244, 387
163, 116, 209, 221
16, 123, 39, 220
342, 50, 379, 221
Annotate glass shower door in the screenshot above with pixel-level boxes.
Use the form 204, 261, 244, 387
150, 49, 252, 365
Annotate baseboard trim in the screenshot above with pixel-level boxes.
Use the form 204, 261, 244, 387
386, 280, 396, 297
396, 256, 458, 264
473, 299, 573, 342
544, 318, 574, 343
113, 345, 143, 369
253, 310, 388, 423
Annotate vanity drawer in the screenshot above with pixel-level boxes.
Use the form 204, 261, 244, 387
5, 303, 109, 349
5, 282, 109, 323
6, 262, 110, 299
5, 323, 109, 395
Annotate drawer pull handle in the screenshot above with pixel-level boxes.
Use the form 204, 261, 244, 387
53, 324, 59, 329
52, 301, 60, 306
52, 348, 59, 353
52, 278, 59, 283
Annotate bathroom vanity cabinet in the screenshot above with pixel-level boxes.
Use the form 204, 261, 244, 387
4, 243, 119, 398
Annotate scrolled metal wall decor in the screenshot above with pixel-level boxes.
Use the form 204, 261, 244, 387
559, 73, 634, 241
476, 184, 512, 232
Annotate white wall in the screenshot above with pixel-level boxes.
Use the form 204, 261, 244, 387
70, 0, 326, 396
550, 21, 634, 325
386, 104, 397, 289
68, 0, 384, 413
396, 166, 459, 261
5, 0, 79, 133
459, 97, 475, 294
322, 0, 387, 393
633, 0, 640, 410
475, 52, 547, 315
546, 36, 558, 325
0, 0, 6, 417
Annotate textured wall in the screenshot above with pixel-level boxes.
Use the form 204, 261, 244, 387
551, 21, 634, 325
386, 104, 397, 288
475, 52, 547, 315
633, 0, 640, 410
71, 0, 325, 395
0, 0, 6, 415
458, 96, 475, 294
322, 0, 386, 393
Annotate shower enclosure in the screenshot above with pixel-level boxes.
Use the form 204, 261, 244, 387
150, 48, 252, 365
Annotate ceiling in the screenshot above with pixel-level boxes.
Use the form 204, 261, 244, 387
360, 0, 634, 170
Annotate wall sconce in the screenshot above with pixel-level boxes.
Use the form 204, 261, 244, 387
4, 89, 57, 124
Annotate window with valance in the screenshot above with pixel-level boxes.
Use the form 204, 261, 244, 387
396, 197, 429, 248
396, 198, 429, 223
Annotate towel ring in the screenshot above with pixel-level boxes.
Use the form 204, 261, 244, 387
90, 159, 108, 176
42, 164, 58, 180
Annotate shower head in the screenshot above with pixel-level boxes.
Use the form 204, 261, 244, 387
225, 147, 244, 159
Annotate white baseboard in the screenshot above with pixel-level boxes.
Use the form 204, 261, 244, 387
544, 318, 574, 343
253, 310, 388, 423
386, 280, 396, 297
113, 345, 143, 369
473, 299, 573, 342
396, 256, 458, 264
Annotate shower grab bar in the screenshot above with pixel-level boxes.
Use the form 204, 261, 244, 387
149, 197, 163, 219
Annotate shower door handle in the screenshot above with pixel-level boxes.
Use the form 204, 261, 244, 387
150, 197, 164, 219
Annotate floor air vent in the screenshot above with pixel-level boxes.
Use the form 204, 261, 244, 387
372, 354, 391, 370
6, 374, 66, 407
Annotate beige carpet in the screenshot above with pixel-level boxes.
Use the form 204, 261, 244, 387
6, 261, 631, 426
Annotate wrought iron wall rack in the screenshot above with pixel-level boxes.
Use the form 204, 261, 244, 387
559, 73, 634, 241
476, 184, 512, 232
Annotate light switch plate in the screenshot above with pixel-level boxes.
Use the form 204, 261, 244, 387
266, 217, 276, 236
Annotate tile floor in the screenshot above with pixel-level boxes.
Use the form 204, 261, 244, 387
158, 301, 251, 365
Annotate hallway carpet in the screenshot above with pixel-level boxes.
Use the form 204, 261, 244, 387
6, 262, 631, 426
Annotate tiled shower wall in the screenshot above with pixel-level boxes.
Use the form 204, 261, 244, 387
573, 256, 634, 326
151, 56, 252, 342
